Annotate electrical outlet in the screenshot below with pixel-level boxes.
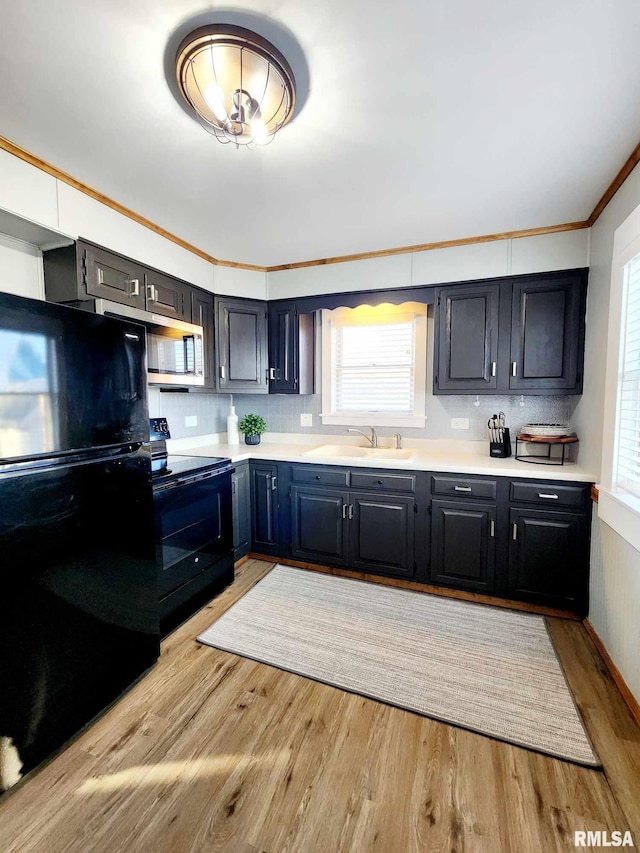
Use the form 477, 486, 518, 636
300, 413, 313, 427
185, 415, 198, 427
451, 418, 469, 429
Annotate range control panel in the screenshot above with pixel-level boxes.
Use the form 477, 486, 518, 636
149, 417, 171, 441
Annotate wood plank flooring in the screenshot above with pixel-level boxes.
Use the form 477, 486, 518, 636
0, 558, 638, 853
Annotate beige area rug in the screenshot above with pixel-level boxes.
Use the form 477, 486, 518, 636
198, 565, 599, 766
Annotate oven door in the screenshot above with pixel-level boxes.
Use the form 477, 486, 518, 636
154, 467, 232, 599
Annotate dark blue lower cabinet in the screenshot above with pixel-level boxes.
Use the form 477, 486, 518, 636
250, 463, 280, 555
289, 485, 416, 578
429, 499, 496, 593
290, 486, 349, 565
349, 493, 415, 577
508, 508, 589, 614
232, 462, 251, 561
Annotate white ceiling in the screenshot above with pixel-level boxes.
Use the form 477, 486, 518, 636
2, 0, 640, 267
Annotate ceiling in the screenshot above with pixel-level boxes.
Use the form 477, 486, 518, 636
2, 0, 640, 268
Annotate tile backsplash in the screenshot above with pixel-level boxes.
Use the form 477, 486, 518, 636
149, 387, 578, 443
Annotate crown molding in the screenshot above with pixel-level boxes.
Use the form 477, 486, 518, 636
3, 133, 640, 273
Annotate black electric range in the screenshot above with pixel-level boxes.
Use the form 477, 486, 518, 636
148, 418, 234, 635
153, 453, 232, 484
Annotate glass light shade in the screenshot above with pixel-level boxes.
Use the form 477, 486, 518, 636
176, 25, 296, 147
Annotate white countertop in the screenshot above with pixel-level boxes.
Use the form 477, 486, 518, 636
168, 433, 596, 482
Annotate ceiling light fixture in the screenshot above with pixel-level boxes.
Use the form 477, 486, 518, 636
175, 24, 296, 148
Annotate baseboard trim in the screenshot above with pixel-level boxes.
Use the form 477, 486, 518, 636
234, 554, 251, 570
583, 618, 640, 727
249, 553, 582, 620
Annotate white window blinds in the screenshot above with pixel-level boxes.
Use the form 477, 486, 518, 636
331, 318, 415, 414
616, 254, 640, 498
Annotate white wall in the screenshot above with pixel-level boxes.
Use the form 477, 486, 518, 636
0, 234, 44, 300
0, 148, 267, 300
267, 229, 589, 299
571, 160, 640, 705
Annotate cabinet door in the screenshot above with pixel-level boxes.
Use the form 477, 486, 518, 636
508, 508, 588, 613
215, 297, 268, 394
145, 269, 190, 320
82, 243, 146, 310
429, 499, 496, 592
434, 283, 500, 393
268, 303, 315, 394
509, 274, 586, 393
232, 462, 251, 561
350, 492, 415, 577
191, 289, 215, 389
290, 486, 349, 565
250, 464, 280, 555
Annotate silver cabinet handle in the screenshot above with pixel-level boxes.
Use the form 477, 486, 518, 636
268, 367, 276, 380
348, 504, 354, 520
454, 485, 472, 492
512, 523, 518, 540
342, 504, 347, 519
270, 475, 277, 491
490, 519, 495, 538
219, 365, 226, 379
491, 362, 496, 377
512, 362, 517, 377
538, 493, 559, 499
129, 278, 140, 297
146, 283, 157, 302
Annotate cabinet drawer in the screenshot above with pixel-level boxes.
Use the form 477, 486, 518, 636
350, 471, 416, 493
291, 465, 349, 486
431, 475, 497, 501
510, 481, 589, 508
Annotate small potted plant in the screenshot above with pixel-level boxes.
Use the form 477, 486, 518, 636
239, 413, 266, 445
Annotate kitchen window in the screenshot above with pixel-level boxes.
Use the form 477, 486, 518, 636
320, 302, 427, 428
600, 200, 640, 550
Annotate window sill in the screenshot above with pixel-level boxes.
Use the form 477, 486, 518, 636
597, 487, 640, 553
319, 413, 427, 428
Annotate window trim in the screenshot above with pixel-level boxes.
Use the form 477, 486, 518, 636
319, 304, 427, 428
599, 201, 640, 551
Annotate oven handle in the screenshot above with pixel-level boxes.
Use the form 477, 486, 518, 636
153, 465, 233, 492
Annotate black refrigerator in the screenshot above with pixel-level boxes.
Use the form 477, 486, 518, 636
0, 291, 159, 792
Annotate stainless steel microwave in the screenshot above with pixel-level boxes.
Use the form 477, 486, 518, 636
91, 298, 205, 387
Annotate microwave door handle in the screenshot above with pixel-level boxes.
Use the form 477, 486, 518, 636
183, 334, 196, 374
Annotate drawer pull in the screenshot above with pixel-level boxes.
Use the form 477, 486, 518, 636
512, 523, 518, 540
315, 475, 321, 480
490, 519, 495, 538
454, 486, 472, 492
538, 493, 559, 499
377, 479, 384, 485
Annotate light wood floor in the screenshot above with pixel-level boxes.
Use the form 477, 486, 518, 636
1, 559, 638, 853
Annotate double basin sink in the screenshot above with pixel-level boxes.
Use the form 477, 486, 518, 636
303, 444, 415, 461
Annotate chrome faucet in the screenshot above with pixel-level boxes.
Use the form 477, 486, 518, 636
348, 426, 377, 448
395, 432, 403, 449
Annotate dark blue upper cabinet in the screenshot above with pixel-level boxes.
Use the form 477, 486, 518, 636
214, 296, 268, 394
434, 270, 587, 395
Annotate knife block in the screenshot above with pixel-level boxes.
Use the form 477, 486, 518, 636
489, 428, 511, 458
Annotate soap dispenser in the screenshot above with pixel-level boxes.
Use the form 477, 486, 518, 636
227, 400, 240, 445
